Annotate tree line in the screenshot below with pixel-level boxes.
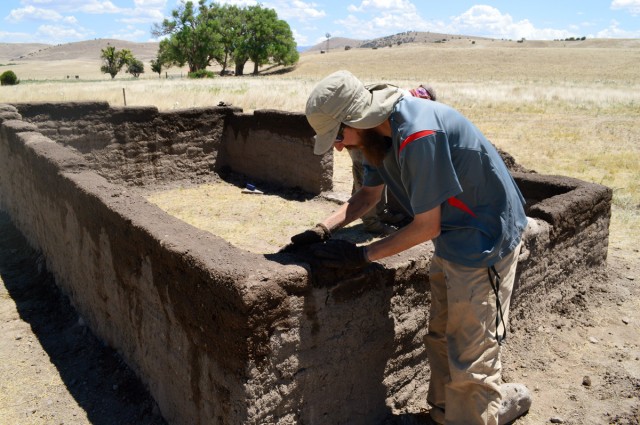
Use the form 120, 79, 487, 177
100, 0, 299, 79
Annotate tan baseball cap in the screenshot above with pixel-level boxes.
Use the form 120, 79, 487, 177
305, 70, 403, 155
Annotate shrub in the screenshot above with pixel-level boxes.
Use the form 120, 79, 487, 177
188, 70, 216, 79
0, 70, 19, 86
126, 59, 145, 78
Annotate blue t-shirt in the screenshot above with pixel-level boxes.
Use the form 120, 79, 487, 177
363, 96, 527, 268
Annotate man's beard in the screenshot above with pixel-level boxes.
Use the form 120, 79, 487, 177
358, 129, 391, 167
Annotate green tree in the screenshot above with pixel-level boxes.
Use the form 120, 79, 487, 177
127, 59, 145, 77
268, 19, 299, 70
100, 46, 135, 79
150, 58, 163, 77
0, 70, 19, 86
232, 5, 298, 75
152, 0, 223, 73
152, 1, 298, 77
208, 3, 242, 75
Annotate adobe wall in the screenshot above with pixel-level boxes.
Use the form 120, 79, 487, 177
14, 102, 331, 194
512, 172, 612, 318
0, 103, 431, 425
0, 102, 612, 425
221, 109, 333, 194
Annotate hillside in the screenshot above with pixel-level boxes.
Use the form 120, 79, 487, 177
0, 43, 50, 62
0, 39, 160, 63
302, 31, 640, 53
303, 31, 492, 53
3, 33, 638, 65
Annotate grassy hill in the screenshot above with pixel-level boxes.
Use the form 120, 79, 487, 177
0, 43, 50, 62
3, 32, 638, 65
0, 39, 160, 63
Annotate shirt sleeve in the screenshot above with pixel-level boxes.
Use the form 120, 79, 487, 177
398, 130, 462, 214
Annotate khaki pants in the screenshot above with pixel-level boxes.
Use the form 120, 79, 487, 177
425, 243, 521, 425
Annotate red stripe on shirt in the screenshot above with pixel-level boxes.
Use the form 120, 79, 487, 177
398, 130, 435, 154
447, 197, 477, 218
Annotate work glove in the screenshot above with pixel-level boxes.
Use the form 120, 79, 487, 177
290, 223, 331, 246
311, 239, 371, 270
280, 223, 331, 252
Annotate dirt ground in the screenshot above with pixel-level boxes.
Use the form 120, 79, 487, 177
1, 177, 639, 425
502, 245, 640, 425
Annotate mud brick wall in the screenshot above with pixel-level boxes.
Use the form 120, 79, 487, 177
221, 109, 333, 195
0, 103, 431, 425
0, 102, 612, 425
13, 102, 331, 194
511, 172, 612, 318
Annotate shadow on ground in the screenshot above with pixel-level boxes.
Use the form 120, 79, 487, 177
0, 211, 167, 425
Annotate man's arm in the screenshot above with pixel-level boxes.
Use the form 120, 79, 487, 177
365, 204, 441, 261
321, 184, 384, 231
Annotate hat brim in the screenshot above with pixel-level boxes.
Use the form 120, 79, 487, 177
313, 124, 340, 155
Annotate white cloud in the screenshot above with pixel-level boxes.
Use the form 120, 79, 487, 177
450, 5, 575, 40
119, 7, 165, 24
0, 30, 41, 43
17, 0, 123, 14
594, 18, 640, 37
109, 26, 148, 41
134, 0, 167, 8
215, 0, 259, 7
333, 12, 433, 40
611, 0, 640, 15
451, 5, 518, 37
77, 1, 123, 14
6, 6, 65, 22
285, 0, 326, 20
347, 0, 417, 13
114, 0, 168, 26
217, 0, 326, 21
292, 28, 307, 45
36, 24, 92, 42
334, 0, 432, 40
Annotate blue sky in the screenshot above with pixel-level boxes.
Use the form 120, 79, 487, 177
1, 0, 639, 46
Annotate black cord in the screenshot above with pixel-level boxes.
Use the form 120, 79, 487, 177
488, 265, 507, 345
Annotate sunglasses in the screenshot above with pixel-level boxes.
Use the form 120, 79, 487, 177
335, 123, 346, 142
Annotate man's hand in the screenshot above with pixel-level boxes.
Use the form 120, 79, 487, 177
291, 223, 331, 245
312, 239, 371, 269
280, 223, 331, 252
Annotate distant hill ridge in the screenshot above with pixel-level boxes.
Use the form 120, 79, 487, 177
1, 32, 638, 63
0, 39, 160, 62
303, 31, 491, 52
0, 32, 488, 62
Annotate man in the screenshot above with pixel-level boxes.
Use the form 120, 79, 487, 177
287, 70, 531, 425
347, 84, 437, 236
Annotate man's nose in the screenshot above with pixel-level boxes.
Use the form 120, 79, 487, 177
334, 141, 345, 151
